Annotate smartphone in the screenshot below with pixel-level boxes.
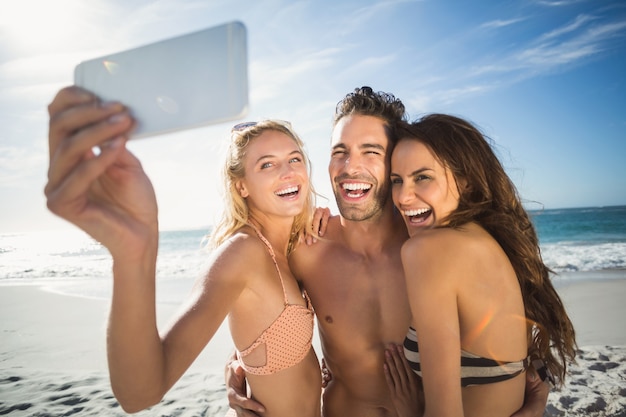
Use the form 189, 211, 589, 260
74, 21, 248, 138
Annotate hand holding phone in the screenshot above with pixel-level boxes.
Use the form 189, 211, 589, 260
74, 21, 249, 138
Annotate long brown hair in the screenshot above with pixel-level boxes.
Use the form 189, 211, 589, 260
396, 114, 576, 386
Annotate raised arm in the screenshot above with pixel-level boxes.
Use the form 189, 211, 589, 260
106, 237, 248, 412
46, 86, 246, 412
47, 85, 161, 410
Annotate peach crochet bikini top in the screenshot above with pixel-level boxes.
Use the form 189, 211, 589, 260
237, 225, 314, 375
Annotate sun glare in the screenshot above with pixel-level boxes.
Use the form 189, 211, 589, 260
1, 0, 96, 53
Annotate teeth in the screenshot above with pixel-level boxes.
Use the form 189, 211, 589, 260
404, 208, 430, 216
342, 183, 371, 191
276, 186, 298, 196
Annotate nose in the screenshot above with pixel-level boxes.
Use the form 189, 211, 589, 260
343, 154, 362, 174
394, 181, 414, 206
279, 162, 296, 179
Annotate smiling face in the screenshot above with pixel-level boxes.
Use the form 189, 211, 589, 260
329, 114, 392, 221
237, 129, 309, 220
390, 138, 461, 236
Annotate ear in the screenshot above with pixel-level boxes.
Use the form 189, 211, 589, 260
235, 180, 249, 198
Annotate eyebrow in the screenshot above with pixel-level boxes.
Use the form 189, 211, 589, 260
390, 167, 432, 177
255, 149, 302, 165
332, 143, 386, 152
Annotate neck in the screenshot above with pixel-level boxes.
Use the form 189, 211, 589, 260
338, 204, 408, 255
248, 214, 294, 256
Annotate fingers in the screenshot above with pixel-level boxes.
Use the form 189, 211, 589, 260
385, 344, 410, 391
396, 343, 415, 380
321, 358, 332, 388
224, 350, 239, 379
306, 208, 323, 245
48, 100, 131, 163
45, 136, 127, 220
225, 354, 266, 414
307, 207, 331, 245
226, 389, 266, 414
320, 207, 330, 235
230, 406, 263, 417
384, 362, 395, 391
46, 103, 133, 204
48, 86, 98, 157
225, 356, 246, 391
312, 207, 324, 238
384, 349, 400, 391
47, 86, 96, 123
315, 207, 330, 236
48, 85, 133, 162
385, 344, 424, 417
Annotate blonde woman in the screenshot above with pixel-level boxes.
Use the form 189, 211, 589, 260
45, 86, 322, 417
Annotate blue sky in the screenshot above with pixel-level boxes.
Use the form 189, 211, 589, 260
1, 0, 625, 233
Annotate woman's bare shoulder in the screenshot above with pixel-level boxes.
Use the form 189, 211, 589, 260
206, 228, 269, 277
402, 227, 464, 255
400, 226, 484, 284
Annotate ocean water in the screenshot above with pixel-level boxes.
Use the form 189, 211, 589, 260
1, 206, 625, 300
0, 228, 213, 303
530, 205, 626, 273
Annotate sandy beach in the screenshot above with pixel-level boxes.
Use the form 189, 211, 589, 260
1, 271, 625, 416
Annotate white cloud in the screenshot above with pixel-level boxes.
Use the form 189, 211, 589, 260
250, 47, 341, 102
352, 0, 424, 21
480, 17, 527, 29
333, 54, 397, 81
539, 14, 597, 41
441, 14, 626, 101
437, 84, 493, 106
338, 0, 422, 36
534, 0, 587, 7
515, 19, 626, 69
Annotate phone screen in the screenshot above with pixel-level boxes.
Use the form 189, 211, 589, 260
74, 21, 248, 138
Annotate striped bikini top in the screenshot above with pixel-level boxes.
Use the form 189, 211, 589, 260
404, 327, 529, 387
237, 225, 314, 376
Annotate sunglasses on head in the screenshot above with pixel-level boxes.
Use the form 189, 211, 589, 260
231, 121, 258, 132
231, 120, 292, 133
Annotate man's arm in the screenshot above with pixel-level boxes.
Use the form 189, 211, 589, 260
510, 365, 550, 417
224, 352, 265, 416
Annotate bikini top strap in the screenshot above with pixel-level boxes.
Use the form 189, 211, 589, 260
247, 223, 289, 305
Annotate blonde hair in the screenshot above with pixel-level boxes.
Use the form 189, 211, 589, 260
209, 120, 317, 254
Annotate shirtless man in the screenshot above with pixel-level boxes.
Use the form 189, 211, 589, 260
227, 87, 549, 416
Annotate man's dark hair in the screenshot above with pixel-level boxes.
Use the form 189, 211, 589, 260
334, 86, 407, 127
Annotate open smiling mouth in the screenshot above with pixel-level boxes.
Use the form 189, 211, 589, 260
404, 208, 432, 224
275, 185, 300, 198
342, 182, 372, 198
